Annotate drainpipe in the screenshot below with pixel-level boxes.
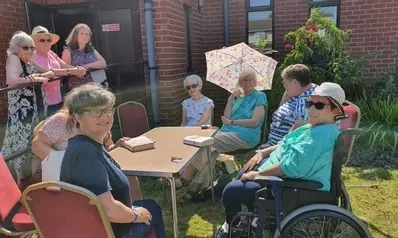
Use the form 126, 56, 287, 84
223, 0, 230, 46
144, 0, 160, 124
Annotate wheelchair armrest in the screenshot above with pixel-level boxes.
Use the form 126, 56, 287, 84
254, 176, 323, 190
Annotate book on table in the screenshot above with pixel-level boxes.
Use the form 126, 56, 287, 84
121, 135, 156, 152
183, 135, 214, 147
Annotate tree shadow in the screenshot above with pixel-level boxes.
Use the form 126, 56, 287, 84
364, 220, 395, 238
354, 167, 393, 181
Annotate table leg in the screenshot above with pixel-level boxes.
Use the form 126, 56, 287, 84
207, 146, 215, 204
167, 177, 179, 238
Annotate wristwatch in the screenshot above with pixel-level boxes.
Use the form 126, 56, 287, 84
231, 120, 234, 125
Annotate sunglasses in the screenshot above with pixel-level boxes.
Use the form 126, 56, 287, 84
84, 107, 115, 118
20, 46, 36, 51
39, 39, 52, 43
305, 100, 331, 110
185, 84, 198, 90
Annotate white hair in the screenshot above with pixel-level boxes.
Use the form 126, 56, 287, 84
7, 31, 35, 56
183, 74, 203, 88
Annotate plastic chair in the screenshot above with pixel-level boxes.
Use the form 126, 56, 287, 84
117, 101, 150, 138
0, 154, 36, 237
340, 100, 361, 166
22, 181, 115, 238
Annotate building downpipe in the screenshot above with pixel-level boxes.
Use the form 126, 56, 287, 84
144, 0, 160, 124
223, 0, 229, 46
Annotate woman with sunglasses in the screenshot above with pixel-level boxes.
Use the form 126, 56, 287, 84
31, 26, 86, 116
1, 31, 52, 182
60, 84, 165, 238
181, 74, 214, 126
214, 82, 346, 237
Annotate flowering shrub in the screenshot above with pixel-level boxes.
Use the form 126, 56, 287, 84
280, 9, 365, 98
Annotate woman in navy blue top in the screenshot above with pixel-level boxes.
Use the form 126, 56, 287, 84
60, 83, 165, 238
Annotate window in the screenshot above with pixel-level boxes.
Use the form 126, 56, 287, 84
184, 4, 193, 73
247, 0, 273, 51
309, 0, 340, 26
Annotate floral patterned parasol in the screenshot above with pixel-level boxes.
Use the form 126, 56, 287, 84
205, 42, 278, 93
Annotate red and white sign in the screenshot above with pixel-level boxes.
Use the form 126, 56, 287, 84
102, 24, 120, 32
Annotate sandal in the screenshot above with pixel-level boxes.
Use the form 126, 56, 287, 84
178, 190, 201, 204
159, 176, 190, 190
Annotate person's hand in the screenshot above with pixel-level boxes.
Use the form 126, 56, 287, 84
221, 116, 232, 125
243, 151, 264, 171
133, 207, 152, 225
70, 67, 86, 77
241, 171, 259, 181
27, 75, 48, 84
228, 89, 242, 100
114, 137, 130, 148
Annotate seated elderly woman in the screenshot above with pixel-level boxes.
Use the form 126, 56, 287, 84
60, 84, 165, 238
176, 68, 267, 202
214, 82, 346, 237
181, 74, 214, 126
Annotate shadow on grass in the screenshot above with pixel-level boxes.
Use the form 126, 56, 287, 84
354, 167, 393, 181
365, 221, 395, 238
346, 144, 398, 170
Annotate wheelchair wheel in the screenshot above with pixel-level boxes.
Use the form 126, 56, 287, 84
274, 204, 371, 238
340, 182, 352, 211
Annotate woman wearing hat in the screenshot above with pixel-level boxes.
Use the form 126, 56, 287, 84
62, 23, 107, 91
31, 26, 86, 115
214, 82, 346, 237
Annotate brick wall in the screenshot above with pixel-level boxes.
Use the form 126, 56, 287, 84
340, 0, 398, 77
0, 0, 26, 120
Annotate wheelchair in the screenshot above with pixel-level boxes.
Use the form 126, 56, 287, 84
228, 129, 372, 238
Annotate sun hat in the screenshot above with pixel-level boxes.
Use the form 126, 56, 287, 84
311, 82, 346, 118
31, 26, 60, 44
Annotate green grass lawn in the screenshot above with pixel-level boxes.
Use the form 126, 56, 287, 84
141, 145, 398, 238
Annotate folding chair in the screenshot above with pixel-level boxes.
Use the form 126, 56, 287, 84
117, 101, 150, 138
0, 155, 36, 237
340, 100, 361, 166
22, 181, 115, 238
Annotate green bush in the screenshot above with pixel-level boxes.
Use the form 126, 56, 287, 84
355, 94, 398, 155
279, 9, 366, 99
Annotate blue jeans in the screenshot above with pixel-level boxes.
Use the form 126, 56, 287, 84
127, 199, 166, 238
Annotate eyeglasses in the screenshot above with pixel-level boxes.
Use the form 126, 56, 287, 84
39, 39, 52, 43
305, 100, 330, 110
185, 84, 198, 90
20, 46, 36, 51
84, 107, 115, 118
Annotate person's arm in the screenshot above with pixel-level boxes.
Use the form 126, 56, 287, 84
194, 107, 213, 126
223, 95, 234, 118
6, 55, 33, 86
289, 120, 308, 133
31, 113, 66, 160
258, 164, 284, 177
81, 50, 107, 69
227, 105, 265, 127
279, 90, 291, 106
181, 107, 187, 126
61, 48, 72, 65
98, 191, 136, 223
53, 52, 86, 77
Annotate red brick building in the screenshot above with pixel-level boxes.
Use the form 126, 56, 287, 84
0, 0, 397, 127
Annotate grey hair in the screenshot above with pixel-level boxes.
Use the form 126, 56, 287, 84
64, 83, 116, 116
7, 31, 35, 56
183, 74, 203, 88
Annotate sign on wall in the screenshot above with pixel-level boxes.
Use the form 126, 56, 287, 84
102, 24, 120, 32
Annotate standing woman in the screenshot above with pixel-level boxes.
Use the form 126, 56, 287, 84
31, 26, 86, 115
1, 31, 51, 180
62, 23, 107, 91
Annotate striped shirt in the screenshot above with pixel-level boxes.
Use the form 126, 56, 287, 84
263, 86, 318, 148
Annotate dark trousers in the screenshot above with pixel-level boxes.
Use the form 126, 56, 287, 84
128, 199, 166, 238
222, 164, 264, 224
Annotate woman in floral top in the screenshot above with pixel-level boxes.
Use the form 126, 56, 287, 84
181, 74, 214, 126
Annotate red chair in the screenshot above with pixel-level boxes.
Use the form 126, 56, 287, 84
340, 100, 361, 166
117, 101, 150, 138
0, 155, 36, 237
22, 181, 115, 238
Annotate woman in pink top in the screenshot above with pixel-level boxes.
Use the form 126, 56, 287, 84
30, 26, 86, 115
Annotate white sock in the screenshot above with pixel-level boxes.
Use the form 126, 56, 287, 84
221, 222, 229, 233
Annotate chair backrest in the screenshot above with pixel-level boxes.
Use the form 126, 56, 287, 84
117, 101, 150, 138
260, 105, 269, 145
0, 154, 22, 222
22, 181, 115, 238
340, 100, 361, 166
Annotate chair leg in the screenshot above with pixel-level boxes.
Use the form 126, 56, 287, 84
163, 180, 167, 203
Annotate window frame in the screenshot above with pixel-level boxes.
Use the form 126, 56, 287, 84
309, 0, 341, 27
184, 4, 193, 73
245, 0, 275, 52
